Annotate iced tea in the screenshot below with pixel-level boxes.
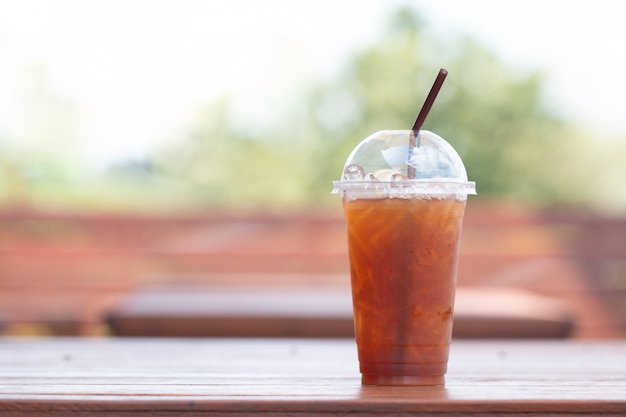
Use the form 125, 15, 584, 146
343, 195, 466, 385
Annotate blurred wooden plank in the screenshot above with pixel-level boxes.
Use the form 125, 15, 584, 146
0, 290, 119, 336
106, 286, 574, 339
106, 287, 354, 338
1, 205, 625, 339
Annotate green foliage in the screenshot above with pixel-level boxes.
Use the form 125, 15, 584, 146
157, 6, 584, 210
154, 98, 315, 210
307, 12, 581, 205
0, 5, 611, 213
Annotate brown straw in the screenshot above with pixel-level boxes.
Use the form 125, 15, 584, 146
408, 68, 448, 178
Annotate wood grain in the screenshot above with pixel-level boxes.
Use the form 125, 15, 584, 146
0, 339, 625, 415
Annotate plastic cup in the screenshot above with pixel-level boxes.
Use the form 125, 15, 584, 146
332, 130, 475, 386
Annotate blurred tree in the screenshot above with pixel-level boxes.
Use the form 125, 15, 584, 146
0, 62, 85, 207
303, 6, 582, 204
0, 5, 611, 214
158, 6, 584, 210
154, 98, 314, 210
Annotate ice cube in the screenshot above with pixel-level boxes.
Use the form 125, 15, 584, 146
381, 145, 411, 167
407, 144, 459, 179
344, 164, 365, 180
392, 173, 408, 181
371, 169, 398, 181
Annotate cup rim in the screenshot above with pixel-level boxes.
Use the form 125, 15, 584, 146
332, 179, 476, 196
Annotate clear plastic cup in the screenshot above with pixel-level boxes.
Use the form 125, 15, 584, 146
333, 130, 475, 386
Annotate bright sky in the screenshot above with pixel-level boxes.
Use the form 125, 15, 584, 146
1, 0, 625, 168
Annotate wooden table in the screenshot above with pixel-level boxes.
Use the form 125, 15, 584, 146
1, 338, 625, 416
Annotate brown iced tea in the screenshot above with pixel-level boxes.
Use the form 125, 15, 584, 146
343, 195, 466, 385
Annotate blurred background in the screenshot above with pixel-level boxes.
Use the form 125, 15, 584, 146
0, 0, 625, 339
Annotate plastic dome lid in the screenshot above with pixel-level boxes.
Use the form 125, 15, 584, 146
332, 130, 476, 198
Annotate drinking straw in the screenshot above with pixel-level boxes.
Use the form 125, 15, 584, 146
408, 68, 448, 178
393, 68, 449, 374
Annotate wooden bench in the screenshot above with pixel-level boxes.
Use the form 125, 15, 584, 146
0, 291, 93, 336
106, 285, 574, 339
1, 205, 624, 338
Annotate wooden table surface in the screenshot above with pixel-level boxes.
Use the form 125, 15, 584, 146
1, 338, 625, 416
